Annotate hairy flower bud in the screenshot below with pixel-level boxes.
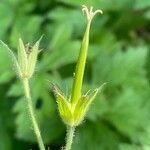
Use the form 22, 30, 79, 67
0, 37, 42, 79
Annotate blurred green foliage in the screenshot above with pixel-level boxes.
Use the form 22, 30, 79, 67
0, 0, 150, 149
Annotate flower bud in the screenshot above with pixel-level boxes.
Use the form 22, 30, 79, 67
0, 37, 42, 79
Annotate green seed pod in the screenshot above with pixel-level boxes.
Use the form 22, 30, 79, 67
71, 6, 103, 109
54, 6, 104, 127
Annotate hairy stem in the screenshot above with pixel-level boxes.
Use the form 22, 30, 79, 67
65, 126, 75, 150
23, 78, 45, 150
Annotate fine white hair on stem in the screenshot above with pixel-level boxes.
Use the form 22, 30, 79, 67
82, 5, 103, 22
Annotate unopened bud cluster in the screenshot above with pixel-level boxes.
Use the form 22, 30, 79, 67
16, 38, 42, 79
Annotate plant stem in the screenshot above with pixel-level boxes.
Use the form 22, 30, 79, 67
65, 126, 75, 150
23, 78, 45, 150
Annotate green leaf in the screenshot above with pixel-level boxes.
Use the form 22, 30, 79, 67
0, 121, 12, 150
134, 0, 150, 9
93, 46, 148, 90
0, 71, 14, 84
0, 2, 14, 38
39, 40, 80, 71
7, 81, 23, 97
72, 121, 119, 150
119, 143, 140, 150
105, 88, 150, 141
49, 23, 73, 49
48, 8, 85, 34
10, 15, 42, 48
119, 143, 150, 150
59, 0, 134, 10
87, 95, 108, 122
59, 0, 97, 7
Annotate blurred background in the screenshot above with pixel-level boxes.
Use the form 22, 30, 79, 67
0, 0, 150, 150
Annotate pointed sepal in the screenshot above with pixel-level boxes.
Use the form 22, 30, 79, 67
18, 38, 28, 78
73, 88, 99, 126
27, 37, 42, 78
53, 85, 74, 126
